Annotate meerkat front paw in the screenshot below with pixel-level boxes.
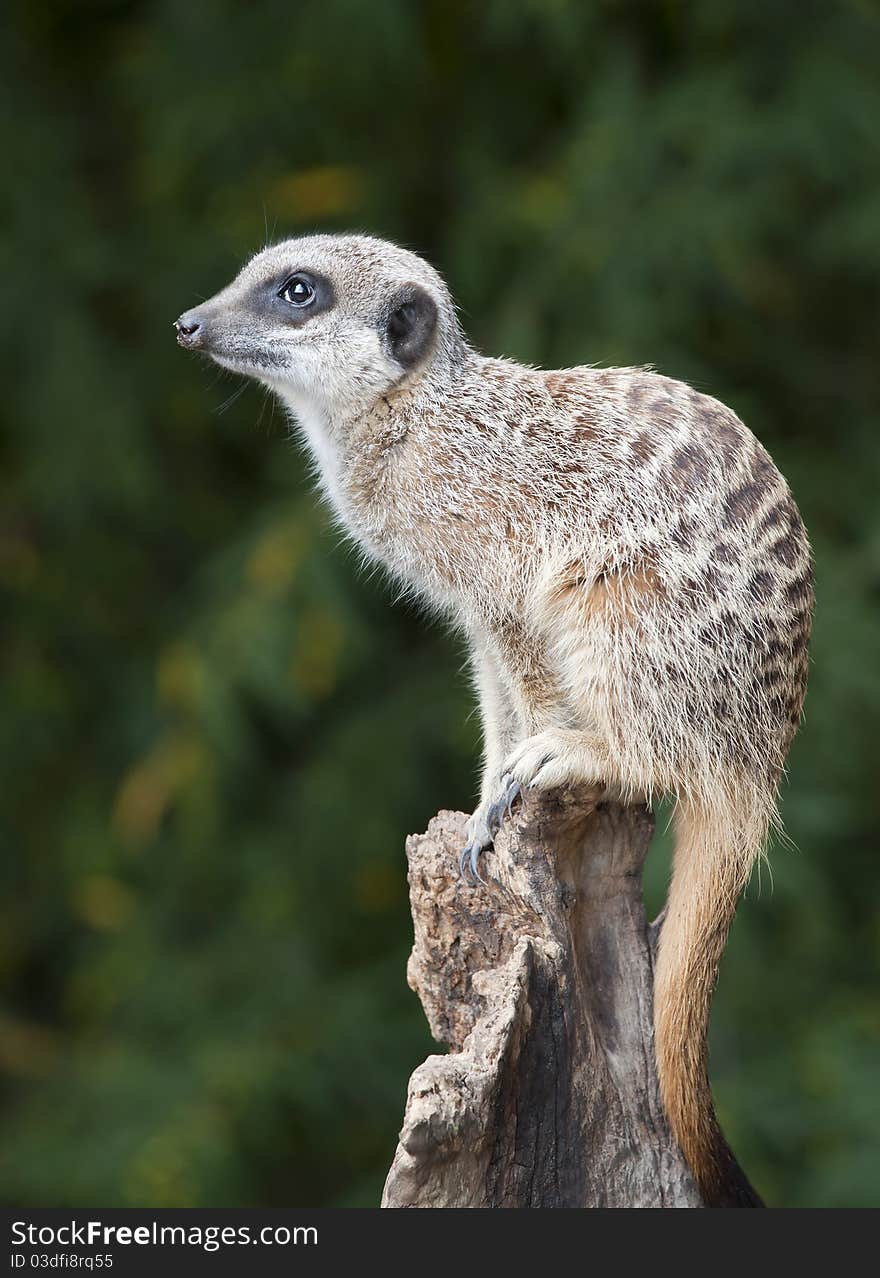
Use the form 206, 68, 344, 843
463, 807, 492, 854
460, 773, 522, 882
504, 730, 603, 792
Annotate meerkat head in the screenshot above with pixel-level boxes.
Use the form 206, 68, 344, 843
175, 234, 462, 420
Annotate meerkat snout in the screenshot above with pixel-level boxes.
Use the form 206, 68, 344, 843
174, 312, 204, 348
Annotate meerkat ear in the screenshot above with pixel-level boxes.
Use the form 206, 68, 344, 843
385, 284, 438, 370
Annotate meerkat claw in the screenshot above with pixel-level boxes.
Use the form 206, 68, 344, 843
459, 840, 487, 885
458, 774, 523, 885
486, 773, 522, 835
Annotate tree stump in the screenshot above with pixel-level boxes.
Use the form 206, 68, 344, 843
382, 786, 706, 1208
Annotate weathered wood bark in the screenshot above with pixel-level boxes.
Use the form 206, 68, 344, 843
382, 786, 706, 1208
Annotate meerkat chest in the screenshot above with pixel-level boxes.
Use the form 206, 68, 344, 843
282, 396, 355, 528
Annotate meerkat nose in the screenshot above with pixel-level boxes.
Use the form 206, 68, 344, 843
174, 310, 204, 348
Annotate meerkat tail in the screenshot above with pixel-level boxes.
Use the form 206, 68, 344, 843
653, 793, 767, 1208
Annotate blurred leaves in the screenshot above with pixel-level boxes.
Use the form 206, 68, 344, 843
1, 0, 878, 1208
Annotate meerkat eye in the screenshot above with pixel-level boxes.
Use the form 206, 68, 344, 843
278, 275, 315, 307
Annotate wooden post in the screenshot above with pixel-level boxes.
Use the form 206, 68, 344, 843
382, 787, 707, 1207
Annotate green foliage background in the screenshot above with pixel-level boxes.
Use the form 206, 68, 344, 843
2, 0, 879, 1207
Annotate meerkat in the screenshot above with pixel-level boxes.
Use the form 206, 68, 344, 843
176, 234, 813, 1207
